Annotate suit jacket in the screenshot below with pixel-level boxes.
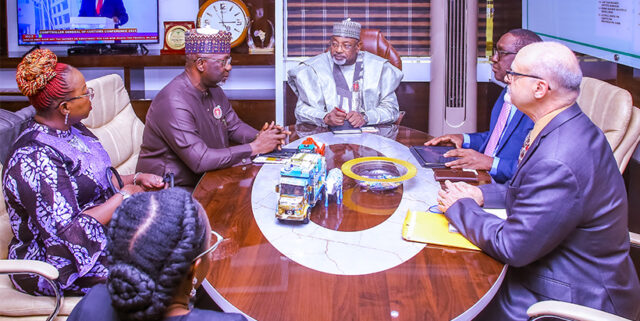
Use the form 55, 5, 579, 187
467, 88, 533, 183
446, 104, 640, 320
79, 0, 129, 26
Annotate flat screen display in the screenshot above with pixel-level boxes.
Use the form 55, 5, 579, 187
17, 0, 159, 45
523, 0, 640, 69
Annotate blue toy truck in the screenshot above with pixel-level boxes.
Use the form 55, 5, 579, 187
276, 138, 327, 223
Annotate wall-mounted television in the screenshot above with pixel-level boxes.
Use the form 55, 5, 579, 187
17, 0, 159, 46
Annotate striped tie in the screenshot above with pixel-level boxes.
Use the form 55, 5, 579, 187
484, 101, 511, 156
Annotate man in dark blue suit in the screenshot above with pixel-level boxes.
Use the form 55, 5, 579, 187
425, 29, 540, 183
438, 42, 640, 320
79, 0, 128, 27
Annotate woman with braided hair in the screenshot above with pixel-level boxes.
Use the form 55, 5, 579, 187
68, 188, 246, 321
3, 48, 165, 295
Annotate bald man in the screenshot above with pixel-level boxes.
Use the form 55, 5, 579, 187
437, 42, 640, 320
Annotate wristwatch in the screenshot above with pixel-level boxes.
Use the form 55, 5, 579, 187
118, 189, 131, 200
361, 112, 369, 125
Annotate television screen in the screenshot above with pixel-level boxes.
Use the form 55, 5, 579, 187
17, 0, 159, 45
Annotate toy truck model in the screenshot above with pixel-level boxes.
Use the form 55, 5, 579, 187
276, 138, 327, 223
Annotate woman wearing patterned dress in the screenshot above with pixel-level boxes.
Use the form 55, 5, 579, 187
2, 49, 165, 296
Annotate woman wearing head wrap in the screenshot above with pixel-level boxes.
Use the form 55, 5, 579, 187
3, 49, 165, 296
68, 188, 247, 321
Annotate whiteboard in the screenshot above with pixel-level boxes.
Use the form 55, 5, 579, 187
523, 0, 640, 68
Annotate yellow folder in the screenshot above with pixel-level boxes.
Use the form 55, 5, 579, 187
402, 209, 480, 251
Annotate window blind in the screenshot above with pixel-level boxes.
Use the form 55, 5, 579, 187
286, 0, 488, 58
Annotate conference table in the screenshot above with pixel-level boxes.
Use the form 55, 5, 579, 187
193, 124, 506, 321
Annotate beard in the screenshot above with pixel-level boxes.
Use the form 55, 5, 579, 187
332, 56, 347, 65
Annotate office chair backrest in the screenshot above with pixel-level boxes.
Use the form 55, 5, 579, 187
82, 74, 144, 175
359, 29, 402, 70
576, 77, 640, 173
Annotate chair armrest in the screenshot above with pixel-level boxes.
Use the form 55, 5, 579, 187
630, 232, 640, 247
0, 259, 59, 280
0, 259, 62, 321
527, 301, 631, 321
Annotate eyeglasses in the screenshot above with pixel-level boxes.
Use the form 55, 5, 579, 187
492, 47, 517, 60
198, 56, 232, 67
505, 69, 552, 91
193, 230, 223, 262
330, 41, 357, 51
64, 87, 94, 102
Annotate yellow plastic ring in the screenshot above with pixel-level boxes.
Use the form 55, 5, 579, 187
341, 156, 417, 183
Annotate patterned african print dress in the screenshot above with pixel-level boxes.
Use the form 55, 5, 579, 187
2, 120, 112, 296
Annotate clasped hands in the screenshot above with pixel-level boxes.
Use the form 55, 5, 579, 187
116, 173, 166, 198
424, 134, 493, 170
437, 180, 484, 213
323, 107, 366, 128
250, 121, 291, 155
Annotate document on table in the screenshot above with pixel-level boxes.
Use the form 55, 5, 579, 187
253, 148, 298, 164
402, 208, 507, 251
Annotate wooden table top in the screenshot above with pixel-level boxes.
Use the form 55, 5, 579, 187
193, 124, 505, 321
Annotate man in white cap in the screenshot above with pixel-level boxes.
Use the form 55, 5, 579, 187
288, 19, 403, 128
137, 28, 288, 187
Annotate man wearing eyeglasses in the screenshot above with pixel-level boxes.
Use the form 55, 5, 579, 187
425, 29, 541, 183
437, 42, 640, 320
137, 28, 288, 187
288, 19, 403, 128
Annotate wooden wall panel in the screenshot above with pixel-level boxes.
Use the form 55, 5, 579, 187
231, 100, 276, 129
492, 0, 522, 42
134, 100, 275, 129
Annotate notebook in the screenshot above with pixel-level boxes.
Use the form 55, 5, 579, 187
253, 148, 298, 164
433, 168, 479, 183
402, 208, 507, 250
409, 145, 458, 168
329, 122, 362, 134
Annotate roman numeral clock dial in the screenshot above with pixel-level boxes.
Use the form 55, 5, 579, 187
197, 0, 250, 48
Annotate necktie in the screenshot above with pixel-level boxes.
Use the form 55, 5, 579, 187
484, 101, 511, 156
96, 0, 103, 15
518, 131, 531, 164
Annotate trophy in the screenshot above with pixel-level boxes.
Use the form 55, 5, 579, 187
247, 7, 274, 54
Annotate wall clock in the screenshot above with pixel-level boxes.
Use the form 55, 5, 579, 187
197, 0, 250, 48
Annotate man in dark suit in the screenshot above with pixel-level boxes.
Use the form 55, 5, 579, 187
425, 29, 541, 183
437, 42, 640, 320
79, 0, 128, 27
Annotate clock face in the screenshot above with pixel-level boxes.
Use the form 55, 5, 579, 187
199, 0, 249, 47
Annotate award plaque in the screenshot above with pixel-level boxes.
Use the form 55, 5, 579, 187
247, 8, 274, 54
161, 21, 195, 55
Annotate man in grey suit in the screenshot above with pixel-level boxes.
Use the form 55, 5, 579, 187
437, 42, 640, 320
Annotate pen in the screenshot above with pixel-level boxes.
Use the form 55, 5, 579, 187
335, 107, 347, 113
